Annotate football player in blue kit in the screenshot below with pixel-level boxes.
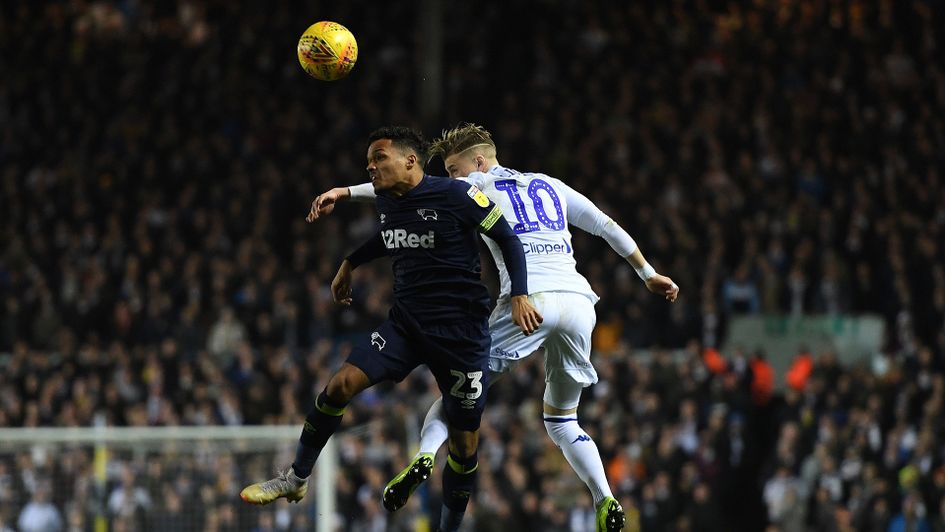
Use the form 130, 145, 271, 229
241, 126, 542, 532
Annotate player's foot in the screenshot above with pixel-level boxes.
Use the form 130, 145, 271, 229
240, 468, 308, 505
382, 453, 434, 512
596, 496, 625, 531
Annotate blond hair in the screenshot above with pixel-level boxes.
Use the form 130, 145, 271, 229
428, 123, 497, 161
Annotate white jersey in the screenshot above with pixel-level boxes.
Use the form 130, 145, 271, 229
462, 165, 637, 303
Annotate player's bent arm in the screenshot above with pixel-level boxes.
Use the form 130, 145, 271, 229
480, 210, 527, 297
332, 232, 387, 305
479, 210, 544, 334
346, 232, 387, 268
557, 179, 638, 257
556, 179, 679, 299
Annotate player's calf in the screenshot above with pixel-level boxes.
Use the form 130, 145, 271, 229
440, 451, 479, 532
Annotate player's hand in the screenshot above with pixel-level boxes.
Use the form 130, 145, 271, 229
331, 260, 353, 305
307, 187, 350, 222
645, 274, 679, 302
511, 295, 543, 336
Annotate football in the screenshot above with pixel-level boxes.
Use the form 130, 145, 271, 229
297, 21, 358, 81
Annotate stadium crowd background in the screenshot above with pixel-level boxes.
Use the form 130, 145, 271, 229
2, 0, 945, 531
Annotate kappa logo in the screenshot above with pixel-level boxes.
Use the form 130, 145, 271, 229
370, 332, 386, 350
571, 434, 591, 444
417, 209, 438, 221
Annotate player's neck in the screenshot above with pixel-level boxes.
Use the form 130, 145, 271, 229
388, 171, 424, 197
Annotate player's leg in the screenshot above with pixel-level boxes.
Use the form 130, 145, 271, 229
386, 297, 549, 511
413, 297, 520, 458
290, 362, 369, 478
384, 366, 507, 516
416, 365, 511, 456
415, 320, 492, 531
540, 292, 625, 531
242, 320, 417, 505
440, 425, 480, 532
543, 381, 624, 531
240, 362, 370, 505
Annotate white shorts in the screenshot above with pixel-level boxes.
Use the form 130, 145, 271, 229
487, 291, 598, 386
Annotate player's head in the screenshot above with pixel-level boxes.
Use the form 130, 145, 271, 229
366, 126, 428, 194
429, 123, 498, 178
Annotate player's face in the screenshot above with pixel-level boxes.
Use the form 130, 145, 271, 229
367, 139, 411, 191
443, 152, 483, 179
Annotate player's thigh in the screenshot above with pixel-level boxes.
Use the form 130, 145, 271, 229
422, 320, 492, 432
542, 292, 599, 386
344, 319, 422, 385
488, 293, 557, 367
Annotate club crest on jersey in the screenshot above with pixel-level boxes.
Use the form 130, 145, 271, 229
466, 185, 490, 208
379, 213, 386, 224
417, 209, 438, 221
371, 332, 386, 350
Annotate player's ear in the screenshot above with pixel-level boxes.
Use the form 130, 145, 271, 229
475, 155, 486, 171
405, 153, 417, 169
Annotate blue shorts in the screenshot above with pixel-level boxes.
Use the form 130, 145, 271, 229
346, 305, 491, 431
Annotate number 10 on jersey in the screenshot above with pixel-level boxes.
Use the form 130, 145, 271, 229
495, 178, 565, 234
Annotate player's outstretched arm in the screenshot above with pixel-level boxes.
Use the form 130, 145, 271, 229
307, 183, 377, 222
332, 232, 387, 305
557, 179, 679, 302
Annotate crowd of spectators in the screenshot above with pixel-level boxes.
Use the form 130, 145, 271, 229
2, 0, 945, 530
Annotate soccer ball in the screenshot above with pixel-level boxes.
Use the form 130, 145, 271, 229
297, 21, 358, 81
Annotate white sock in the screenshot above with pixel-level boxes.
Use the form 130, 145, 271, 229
419, 397, 449, 456
544, 415, 613, 505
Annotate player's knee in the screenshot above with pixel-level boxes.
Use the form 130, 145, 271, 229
447, 429, 478, 458
325, 364, 369, 403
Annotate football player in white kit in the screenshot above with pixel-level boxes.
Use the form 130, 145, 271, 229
309, 124, 679, 532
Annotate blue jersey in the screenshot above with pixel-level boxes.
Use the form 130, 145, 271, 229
347, 175, 527, 323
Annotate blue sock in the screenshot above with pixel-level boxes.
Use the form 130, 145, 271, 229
440, 452, 478, 532
291, 391, 347, 478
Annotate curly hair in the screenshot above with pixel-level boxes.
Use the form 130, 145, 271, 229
367, 126, 429, 161
428, 123, 496, 160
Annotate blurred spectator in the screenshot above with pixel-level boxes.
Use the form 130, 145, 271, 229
207, 307, 247, 369
1, 1, 945, 531
17, 484, 62, 532
888, 491, 932, 532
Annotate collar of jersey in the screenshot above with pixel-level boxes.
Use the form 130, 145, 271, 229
488, 165, 521, 176
382, 174, 429, 199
